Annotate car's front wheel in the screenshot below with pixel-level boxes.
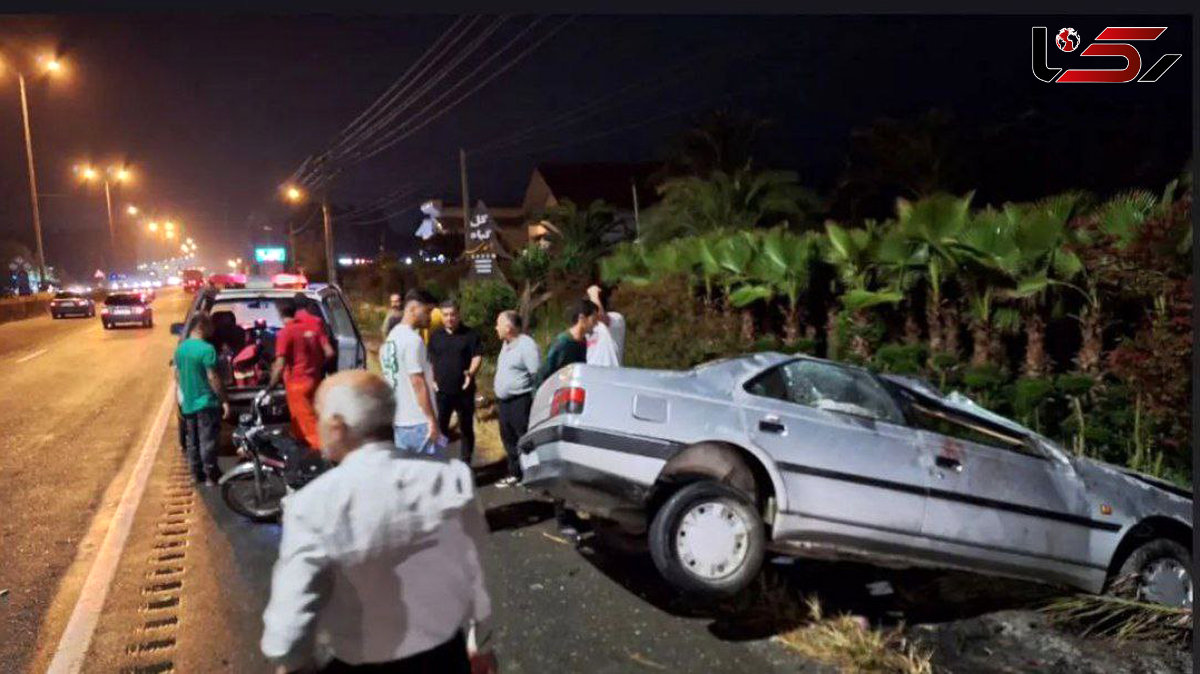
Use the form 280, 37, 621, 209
648, 480, 765, 597
1115, 538, 1193, 608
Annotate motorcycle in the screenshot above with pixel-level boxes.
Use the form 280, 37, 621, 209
220, 388, 330, 522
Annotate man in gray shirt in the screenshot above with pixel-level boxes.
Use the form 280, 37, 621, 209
492, 310, 540, 486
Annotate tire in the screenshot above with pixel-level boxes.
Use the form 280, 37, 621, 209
220, 467, 287, 522
51, 312, 59, 319
1114, 538, 1193, 608
102, 321, 111, 330
648, 480, 765, 598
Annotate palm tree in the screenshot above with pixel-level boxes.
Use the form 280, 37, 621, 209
640, 167, 821, 245
888, 193, 975, 360
509, 244, 555, 328
730, 228, 820, 346
955, 206, 1021, 368
822, 220, 902, 361
712, 231, 762, 343
541, 198, 620, 278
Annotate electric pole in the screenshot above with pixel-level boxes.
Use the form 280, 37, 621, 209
322, 199, 338, 287
17, 73, 47, 285
459, 148, 471, 252
631, 178, 641, 241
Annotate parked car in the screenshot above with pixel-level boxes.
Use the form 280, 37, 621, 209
170, 280, 366, 417
518, 353, 1193, 607
101, 292, 153, 329
49, 291, 95, 319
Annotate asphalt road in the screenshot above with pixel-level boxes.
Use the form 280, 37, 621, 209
0, 288, 192, 672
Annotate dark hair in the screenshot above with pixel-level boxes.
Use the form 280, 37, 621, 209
440, 299, 459, 311
191, 312, 214, 339
404, 288, 437, 306
499, 310, 522, 331
565, 299, 598, 326
279, 298, 297, 318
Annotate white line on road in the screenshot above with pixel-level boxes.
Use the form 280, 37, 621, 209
15, 348, 48, 363
46, 383, 175, 674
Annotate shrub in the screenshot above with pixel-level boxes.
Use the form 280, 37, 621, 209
458, 279, 518, 353
613, 276, 741, 370
872, 343, 927, 375
1011, 377, 1056, 430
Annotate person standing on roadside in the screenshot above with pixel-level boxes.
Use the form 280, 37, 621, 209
381, 292, 403, 340
270, 299, 335, 449
428, 300, 483, 466
261, 370, 497, 674
585, 284, 626, 367
536, 300, 598, 539
381, 289, 443, 454
492, 310, 540, 486
174, 313, 229, 485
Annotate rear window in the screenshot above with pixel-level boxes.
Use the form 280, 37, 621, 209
54, 292, 82, 299
105, 294, 144, 306
209, 297, 288, 328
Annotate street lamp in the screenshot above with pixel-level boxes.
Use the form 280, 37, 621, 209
126, 204, 139, 216
75, 162, 135, 269
147, 221, 158, 233
1, 52, 66, 285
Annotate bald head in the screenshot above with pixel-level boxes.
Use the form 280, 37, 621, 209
315, 370, 396, 460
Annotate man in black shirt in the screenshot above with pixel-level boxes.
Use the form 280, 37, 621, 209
428, 300, 484, 465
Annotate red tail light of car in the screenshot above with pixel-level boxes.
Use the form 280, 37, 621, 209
549, 387, 586, 417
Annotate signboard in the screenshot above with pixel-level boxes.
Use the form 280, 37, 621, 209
255, 247, 287, 263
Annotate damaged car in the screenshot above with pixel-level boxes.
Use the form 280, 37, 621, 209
518, 353, 1192, 606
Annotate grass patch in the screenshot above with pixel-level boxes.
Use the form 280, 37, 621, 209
1040, 578, 1192, 646
774, 596, 932, 674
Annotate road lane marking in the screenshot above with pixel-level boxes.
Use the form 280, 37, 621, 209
15, 347, 48, 363
46, 383, 175, 674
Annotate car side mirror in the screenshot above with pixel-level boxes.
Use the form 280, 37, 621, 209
170, 322, 185, 336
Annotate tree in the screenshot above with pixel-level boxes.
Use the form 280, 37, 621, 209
729, 228, 819, 345
509, 244, 555, 328
821, 220, 902, 361
656, 108, 771, 181
640, 167, 821, 245
540, 198, 620, 280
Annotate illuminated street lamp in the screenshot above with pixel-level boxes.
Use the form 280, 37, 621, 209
284, 185, 304, 203
165, 230, 175, 240
1, 51, 66, 282
147, 221, 158, 233
75, 162, 136, 267
126, 204, 139, 216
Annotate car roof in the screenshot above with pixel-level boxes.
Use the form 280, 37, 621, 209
207, 286, 330, 301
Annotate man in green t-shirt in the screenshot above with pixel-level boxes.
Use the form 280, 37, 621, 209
535, 299, 598, 386
174, 313, 229, 485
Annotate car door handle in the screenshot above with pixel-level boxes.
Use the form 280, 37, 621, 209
759, 416, 786, 434
935, 455, 963, 472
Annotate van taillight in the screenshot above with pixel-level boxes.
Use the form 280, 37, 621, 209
550, 387, 586, 417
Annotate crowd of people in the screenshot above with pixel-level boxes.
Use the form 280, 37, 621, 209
175, 282, 625, 672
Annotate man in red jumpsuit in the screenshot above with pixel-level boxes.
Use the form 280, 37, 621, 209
270, 299, 335, 448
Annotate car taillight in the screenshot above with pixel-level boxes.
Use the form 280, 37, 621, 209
549, 387, 586, 417
102, 307, 110, 314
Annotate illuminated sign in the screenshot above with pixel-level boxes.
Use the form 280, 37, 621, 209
255, 247, 287, 263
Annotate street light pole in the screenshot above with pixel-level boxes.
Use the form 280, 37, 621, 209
103, 179, 116, 265
321, 199, 337, 287
16, 73, 47, 285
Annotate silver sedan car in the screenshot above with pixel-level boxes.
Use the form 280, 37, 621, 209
518, 353, 1192, 606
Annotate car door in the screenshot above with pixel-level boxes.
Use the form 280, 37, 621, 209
320, 291, 366, 371
740, 359, 930, 537
909, 401, 1096, 567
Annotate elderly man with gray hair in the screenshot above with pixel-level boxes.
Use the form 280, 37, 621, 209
261, 370, 496, 673
492, 310, 541, 486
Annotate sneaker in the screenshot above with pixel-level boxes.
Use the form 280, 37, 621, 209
558, 524, 580, 543
495, 476, 517, 488
204, 479, 218, 488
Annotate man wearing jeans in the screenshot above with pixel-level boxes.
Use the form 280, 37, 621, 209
492, 310, 540, 486
381, 289, 442, 454
173, 313, 229, 485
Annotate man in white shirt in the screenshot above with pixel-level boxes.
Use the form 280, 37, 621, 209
260, 370, 496, 673
585, 284, 626, 367
380, 289, 442, 454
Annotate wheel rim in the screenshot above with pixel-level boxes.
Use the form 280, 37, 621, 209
226, 472, 286, 518
675, 500, 750, 581
1139, 557, 1193, 608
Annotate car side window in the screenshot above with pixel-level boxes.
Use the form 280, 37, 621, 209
747, 360, 904, 425
907, 402, 1041, 458
321, 294, 356, 339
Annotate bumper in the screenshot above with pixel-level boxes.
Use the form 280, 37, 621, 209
518, 424, 676, 522
52, 304, 91, 316
104, 312, 151, 325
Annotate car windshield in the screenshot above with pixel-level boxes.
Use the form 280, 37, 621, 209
105, 294, 144, 306
54, 292, 81, 299
209, 297, 293, 329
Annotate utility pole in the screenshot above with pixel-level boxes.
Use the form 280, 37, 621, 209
322, 199, 338, 287
103, 179, 116, 268
17, 73, 47, 285
459, 148, 471, 253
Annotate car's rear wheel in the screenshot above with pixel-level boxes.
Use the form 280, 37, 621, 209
648, 480, 765, 597
102, 321, 111, 329
221, 467, 287, 522
1115, 538, 1193, 608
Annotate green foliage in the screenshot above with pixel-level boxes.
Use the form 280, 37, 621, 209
1011, 377, 1056, 429
613, 276, 742, 370
872, 343, 927, 375
457, 279, 518, 353
540, 199, 621, 280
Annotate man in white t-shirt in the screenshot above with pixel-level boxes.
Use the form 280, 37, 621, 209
586, 284, 625, 367
380, 289, 443, 454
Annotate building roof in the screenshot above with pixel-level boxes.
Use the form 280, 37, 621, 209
532, 162, 660, 211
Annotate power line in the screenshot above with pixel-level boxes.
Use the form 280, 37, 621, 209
348, 16, 575, 164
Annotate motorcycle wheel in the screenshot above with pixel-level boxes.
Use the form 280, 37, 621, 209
221, 468, 287, 522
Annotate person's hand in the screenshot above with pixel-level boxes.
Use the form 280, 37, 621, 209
586, 285, 601, 304
425, 422, 442, 446
222, 402, 231, 420
462, 372, 473, 390
470, 650, 499, 674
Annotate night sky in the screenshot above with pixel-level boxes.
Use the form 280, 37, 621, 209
0, 14, 1191, 279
